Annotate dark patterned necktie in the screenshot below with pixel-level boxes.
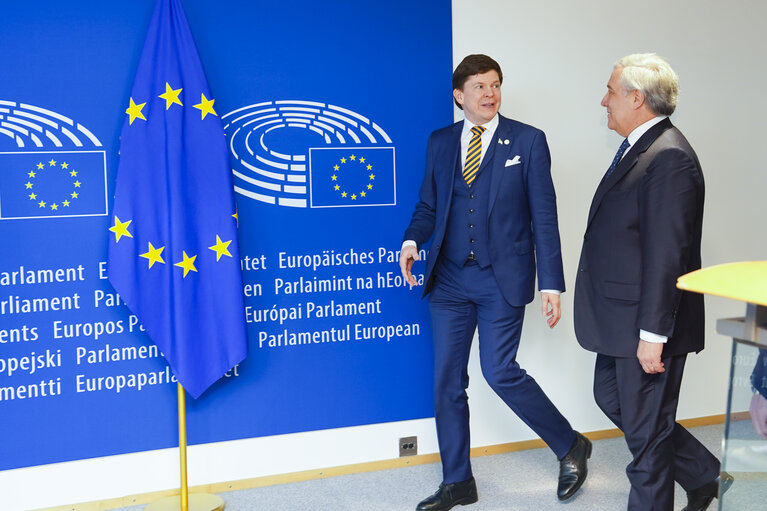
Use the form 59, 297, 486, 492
605, 138, 630, 178
463, 125, 486, 185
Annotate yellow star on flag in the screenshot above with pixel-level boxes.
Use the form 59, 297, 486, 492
351, 194, 357, 200
36, 162, 44, 170
367, 183, 373, 190
70, 170, 78, 177
126, 97, 147, 125
74, 181, 81, 188
175, 251, 198, 277
367, 164, 373, 170
71, 191, 79, 199
232, 209, 239, 228
208, 235, 233, 261
350, 155, 356, 161
29, 193, 36, 200
61, 162, 69, 169
359, 157, 365, 163
360, 191, 366, 197
341, 191, 347, 198
369, 173, 375, 180
193, 93, 217, 119
28, 170, 36, 178
49, 159, 56, 166
334, 184, 340, 191
109, 216, 133, 243
159, 82, 183, 109
51, 203, 58, 210
340, 157, 346, 163
38, 200, 46, 208
140, 242, 165, 269
331, 175, 337, 181
62, 200, 70, 207
25, 182, 33, 189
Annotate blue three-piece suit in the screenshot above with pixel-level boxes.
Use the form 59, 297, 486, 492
404, 114, 574, 483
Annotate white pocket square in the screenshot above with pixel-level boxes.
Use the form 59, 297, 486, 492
505, 155, 521, 167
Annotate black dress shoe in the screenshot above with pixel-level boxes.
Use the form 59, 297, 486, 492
682, 472, 734, 511
557, 431, 592, 501
416, 477, 478, 511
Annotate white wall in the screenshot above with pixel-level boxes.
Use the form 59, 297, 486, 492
6, 2, 766, 509
454, 0, 767, 446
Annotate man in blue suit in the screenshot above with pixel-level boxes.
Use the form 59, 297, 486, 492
400, 54, 590, 510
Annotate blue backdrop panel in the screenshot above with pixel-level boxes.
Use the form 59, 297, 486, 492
0, 1, 452, 470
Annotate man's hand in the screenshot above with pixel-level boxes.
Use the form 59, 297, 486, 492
750, 393, 767, 438
399, 244, 420, 286
637, 339, 665, 374
541, 292, 561, 328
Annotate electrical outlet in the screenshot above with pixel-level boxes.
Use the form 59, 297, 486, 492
399, 436, 417, 457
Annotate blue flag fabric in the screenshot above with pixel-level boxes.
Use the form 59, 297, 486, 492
107, 0, 248, 399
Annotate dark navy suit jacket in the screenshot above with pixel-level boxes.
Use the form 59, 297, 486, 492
404, 115, 565, 307
574, 118, 705, 358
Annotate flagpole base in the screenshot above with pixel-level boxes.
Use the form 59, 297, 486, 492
144, 493, 225, 511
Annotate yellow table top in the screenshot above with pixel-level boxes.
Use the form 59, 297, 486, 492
677, 261, 767, 306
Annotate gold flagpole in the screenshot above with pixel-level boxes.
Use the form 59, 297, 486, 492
145, 383, 225, 511
178, 383, 189, 511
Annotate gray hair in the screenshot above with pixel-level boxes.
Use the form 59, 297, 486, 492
615, 53, 679, 116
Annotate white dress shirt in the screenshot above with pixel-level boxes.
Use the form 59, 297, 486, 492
459, 114, 498, 170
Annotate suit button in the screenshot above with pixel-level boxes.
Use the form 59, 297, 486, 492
579, 268, 585, 272
468, 209, 474, 213
470, 239, 475, 243
469, 224, 474, 228
470, 194, 475, 199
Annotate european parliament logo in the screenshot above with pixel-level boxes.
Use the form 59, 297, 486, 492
0, 101, 107, 220
223, 100, 395, 208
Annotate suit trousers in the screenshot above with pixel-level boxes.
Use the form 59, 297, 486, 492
593, 353, 720, 510
428, 258, 575, 484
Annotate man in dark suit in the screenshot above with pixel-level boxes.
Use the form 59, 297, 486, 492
574, 53, 728, 510
400, 54, 589, 510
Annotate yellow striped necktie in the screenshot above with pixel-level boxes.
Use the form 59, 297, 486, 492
463, 125, 486, 186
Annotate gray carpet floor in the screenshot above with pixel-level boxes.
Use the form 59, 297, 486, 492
113, 424, 732, 510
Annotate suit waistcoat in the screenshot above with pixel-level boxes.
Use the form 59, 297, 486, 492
441, 153, 492, 268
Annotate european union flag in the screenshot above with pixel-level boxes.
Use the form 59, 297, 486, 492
0, 151, 107, 220
309, 147, 396, 208
107, 0, 248, 399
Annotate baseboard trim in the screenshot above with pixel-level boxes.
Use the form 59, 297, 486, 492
33, 413, 728, 511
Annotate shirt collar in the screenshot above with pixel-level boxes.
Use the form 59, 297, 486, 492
627, 115, 668, 147
461, 114, 499, 138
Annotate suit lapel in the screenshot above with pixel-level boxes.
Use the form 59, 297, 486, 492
446, 122, 462, 180
488, 117, 512, 214
439, 122, 463, 224
586, 118, 673, 228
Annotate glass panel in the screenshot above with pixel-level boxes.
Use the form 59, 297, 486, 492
720, 340, 767, 509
